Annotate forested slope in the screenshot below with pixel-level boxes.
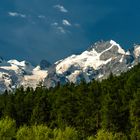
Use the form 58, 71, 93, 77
0, 64, 140, 139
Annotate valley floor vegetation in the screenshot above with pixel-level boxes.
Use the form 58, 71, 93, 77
0, 64, 140, 140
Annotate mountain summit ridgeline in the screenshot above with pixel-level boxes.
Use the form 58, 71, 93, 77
0, 40, 140, 91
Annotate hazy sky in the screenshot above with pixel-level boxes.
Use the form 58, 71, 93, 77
0, 0, 140, 64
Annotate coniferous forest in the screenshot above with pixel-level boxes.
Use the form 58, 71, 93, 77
0, 64, 140, 140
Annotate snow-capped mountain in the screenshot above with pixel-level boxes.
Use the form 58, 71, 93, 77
0, 40, 140, 92
0, 59, 48, 92
44, 40, 139, 88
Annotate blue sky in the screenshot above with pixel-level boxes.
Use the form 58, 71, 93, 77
0, 0, 140, 64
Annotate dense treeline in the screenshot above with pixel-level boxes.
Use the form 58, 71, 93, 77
0, 64, 140, 139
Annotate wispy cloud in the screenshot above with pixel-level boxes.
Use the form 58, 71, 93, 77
51, 22, 59, 26
62, 19, 71, 26
8, 12, 26, 18
57, 27, 66, 34
53, 5, 68, 13
38, 15, 46, 19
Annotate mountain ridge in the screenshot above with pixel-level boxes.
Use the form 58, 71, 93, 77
0, 40, 140, 92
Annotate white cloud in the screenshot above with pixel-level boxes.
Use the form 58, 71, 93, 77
62, 19, 71, 26
20, 14, 26, 18
38, 15, 46, 19
51, 22, 59, 26
54, 5, 68, 13
8, 12, 26, 18
8, 12, 18, 17
57, 27, 66, 34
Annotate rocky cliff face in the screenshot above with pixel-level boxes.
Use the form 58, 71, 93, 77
0, 40, 140, 92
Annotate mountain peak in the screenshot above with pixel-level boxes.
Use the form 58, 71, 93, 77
133, 44, 140, 58
40, 59, 51, 70
88, 40, 110, 52
88, 40, 125, 55
8, 60, 31, 67
110, 40, 125, 54
110, 39, 117, 45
